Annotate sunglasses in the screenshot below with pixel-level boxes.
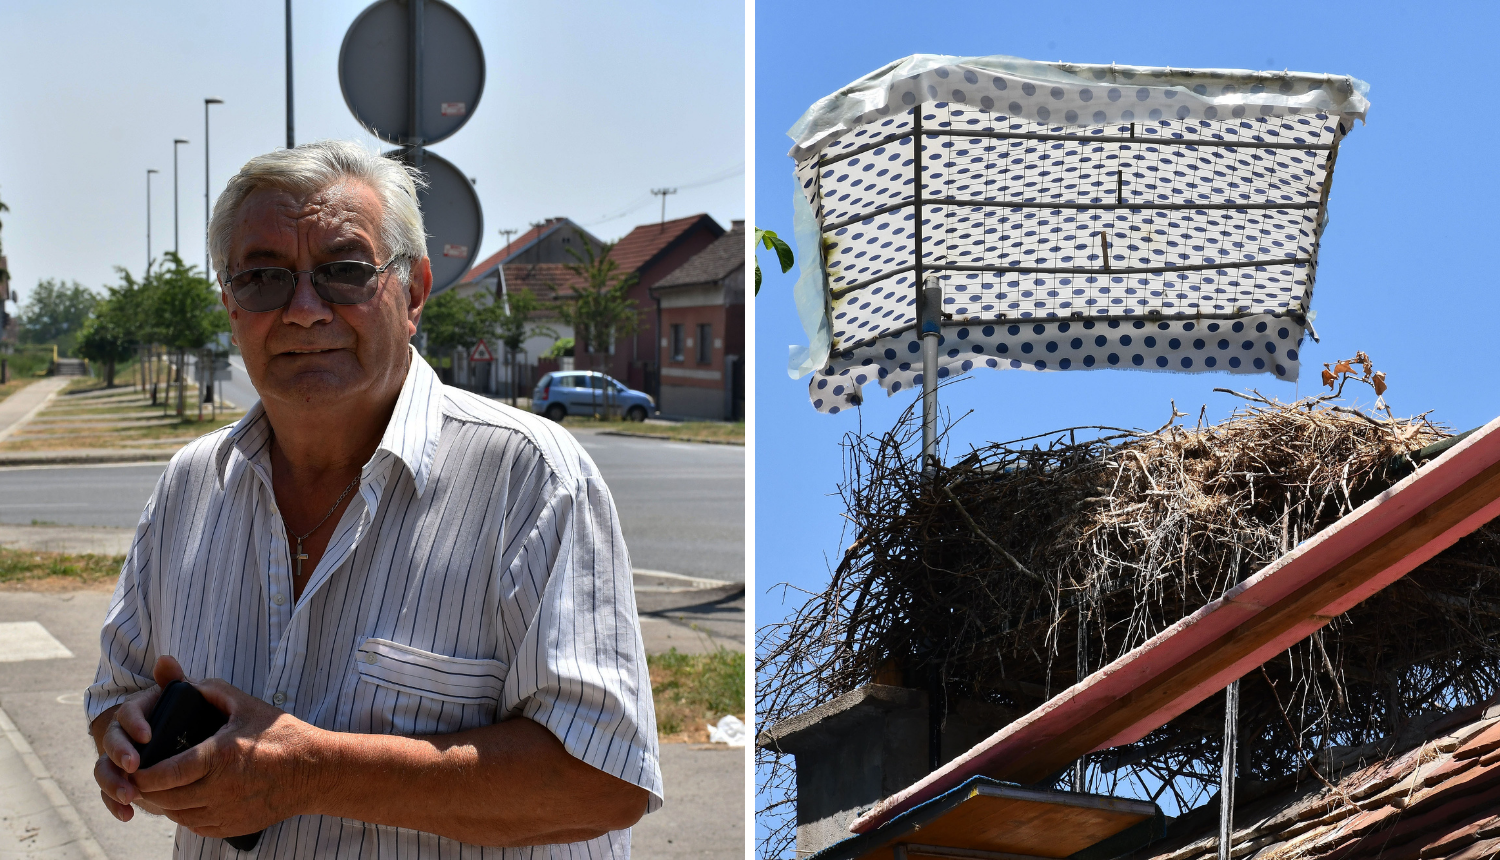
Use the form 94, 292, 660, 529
222, 257, 403, 313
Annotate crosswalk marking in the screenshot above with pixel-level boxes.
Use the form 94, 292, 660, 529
0, 622, 74, 663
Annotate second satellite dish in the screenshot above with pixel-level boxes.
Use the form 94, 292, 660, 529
388, 149, 483, 292
339, 0, 485, 145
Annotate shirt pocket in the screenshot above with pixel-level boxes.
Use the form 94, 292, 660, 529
349, 638, 508, 737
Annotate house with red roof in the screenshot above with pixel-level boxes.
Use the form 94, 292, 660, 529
596, 213, 725, 394
650, 221, 745, 420
440, 213, 727, 400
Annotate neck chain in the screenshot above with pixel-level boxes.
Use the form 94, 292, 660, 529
290, 476, 361, 583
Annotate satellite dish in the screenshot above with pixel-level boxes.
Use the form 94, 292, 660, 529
387, 149, 483, 292
340, 0, 485, 145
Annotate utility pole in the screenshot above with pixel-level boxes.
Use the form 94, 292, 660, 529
496, 227, 518, 404
204, 98, 223, 277
285, 0, 294, 149
146, 169, 159, 273
650, 188, 677, 232
495, 228, 518, 308
173, 139, 188, 255
406, 0, 425, 170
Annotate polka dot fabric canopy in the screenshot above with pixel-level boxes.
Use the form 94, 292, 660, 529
787, 55, 1368, 414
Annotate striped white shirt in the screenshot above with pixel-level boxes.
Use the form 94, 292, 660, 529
85, 347, 662, 859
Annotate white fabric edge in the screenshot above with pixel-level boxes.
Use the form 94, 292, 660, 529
787, 53, 1370, 162
787, 170, 832, 379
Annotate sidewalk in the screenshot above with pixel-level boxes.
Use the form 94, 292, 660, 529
0, 704, 107, 859
0, 378, 72, 446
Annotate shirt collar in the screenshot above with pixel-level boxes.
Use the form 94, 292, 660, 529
213, 345, 444, 496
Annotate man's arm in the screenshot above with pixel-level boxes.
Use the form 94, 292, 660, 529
93, 657, 646, 845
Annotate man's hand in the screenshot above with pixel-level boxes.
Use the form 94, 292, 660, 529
91, 656, 325, 839
92, 654, 185, 821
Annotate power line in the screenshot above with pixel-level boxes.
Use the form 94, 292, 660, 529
582, 162, 744, 227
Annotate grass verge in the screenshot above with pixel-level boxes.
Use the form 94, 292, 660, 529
0, 548, 123, 591
648, 647, 745, 743
561, 416, 745, 444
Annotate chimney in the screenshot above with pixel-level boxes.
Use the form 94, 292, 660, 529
756, 685, 1013, 856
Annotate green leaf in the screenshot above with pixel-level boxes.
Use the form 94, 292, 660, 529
752, 228, 795, 298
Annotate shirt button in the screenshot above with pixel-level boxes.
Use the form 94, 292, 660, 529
272, 594, 285, 605
272, 692, 286, 706
363, 652, 378, 664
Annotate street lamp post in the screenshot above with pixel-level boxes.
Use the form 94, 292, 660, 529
286, 0, 295, 149
173, 139, 189, 256
146, 169, 159, 274
204, 98, 223, 278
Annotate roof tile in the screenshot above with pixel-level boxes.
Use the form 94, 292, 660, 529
1447, 835, 1500, 860
1455, 722, 1500, 760
609, 214, 718, 274
653, 222, 746, 289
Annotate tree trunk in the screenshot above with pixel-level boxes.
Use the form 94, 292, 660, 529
105, 360, 116, 388
176, 348, 186, 417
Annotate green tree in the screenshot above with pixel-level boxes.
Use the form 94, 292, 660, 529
150, 253, 228, 415
421, 291, 491, 356
553, 242, 638, 417
493, 288, 555, 406
76, 303, 136, 387
19, 278, 97, 355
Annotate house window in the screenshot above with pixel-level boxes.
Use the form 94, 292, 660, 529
670, 324, 684, 362
697, 324, 712, 364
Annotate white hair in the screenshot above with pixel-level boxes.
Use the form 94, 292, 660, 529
207, 140, 428, 285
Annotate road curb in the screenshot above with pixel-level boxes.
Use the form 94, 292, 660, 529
0, 704, 109, 860
598, 430, 744, 446
0, 451, 176, 468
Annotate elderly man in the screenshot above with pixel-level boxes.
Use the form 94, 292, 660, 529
85, 140, 661, 858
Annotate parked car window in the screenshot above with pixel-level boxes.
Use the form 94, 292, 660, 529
697, 323, 712, 364
670, 324, 684, 362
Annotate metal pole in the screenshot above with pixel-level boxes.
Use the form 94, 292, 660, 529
285, 0, 295, 149
920, 276, 941, 475
172, 140, 187, 255
1218, 680, 1239, 860
146, 169, 159, 273
204, 99, 222, 277
1219, 539, 1243, 860
408, 0, 424, 169
914, 106, 941, 475
1073, 604, 1088, 792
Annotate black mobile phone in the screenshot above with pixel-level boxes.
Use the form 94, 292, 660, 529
132, 680, 263, 851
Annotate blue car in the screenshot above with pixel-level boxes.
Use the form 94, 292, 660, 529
532, 371, 656, 422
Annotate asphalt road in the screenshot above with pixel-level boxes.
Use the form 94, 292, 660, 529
0, 425, 744, 583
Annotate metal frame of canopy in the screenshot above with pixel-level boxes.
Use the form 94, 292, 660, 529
787, 55, 1369, 434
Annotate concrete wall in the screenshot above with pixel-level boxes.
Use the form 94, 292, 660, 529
759, 685, 1017, 857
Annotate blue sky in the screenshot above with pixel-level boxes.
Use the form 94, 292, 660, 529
754, 0, 1500, 847
753, 0, 1500, 696
0, 0, 743, 306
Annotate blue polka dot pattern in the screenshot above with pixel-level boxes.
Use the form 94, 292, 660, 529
792, 57, 1364, 414
808, 315, 1306, 412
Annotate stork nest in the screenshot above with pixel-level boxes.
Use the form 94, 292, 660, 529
756, 380, 1500, 858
